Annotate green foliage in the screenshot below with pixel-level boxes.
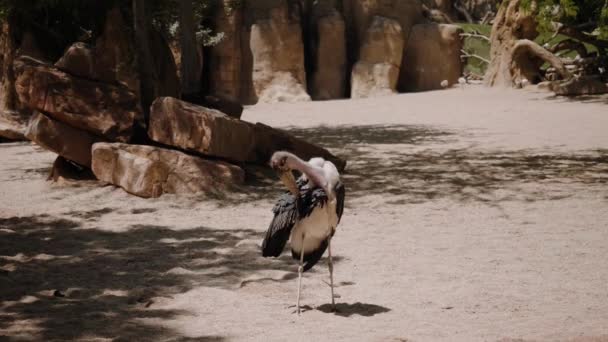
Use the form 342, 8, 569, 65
521, 0, 608, 40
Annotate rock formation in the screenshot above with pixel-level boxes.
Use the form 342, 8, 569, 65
92, 143, 245, 198
310, 10, 347, 100
14, 56, 140, 142
148, 97, 346, 170
351, 16, 404, 98
25, 112, 102, 167
249, 1, 310, 103
400, 23, 463, 91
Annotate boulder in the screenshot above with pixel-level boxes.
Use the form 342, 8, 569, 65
207, 0, 243, 102
249, 1, 310, 103
343, 0, 423, 61
200, 95, 244, 119
311, 11, 347, 100
252, 123, 347, 172
149, 97, 256, 162
553, 77, 608, 96
91, 142, 245, 198
48, 156, 95, 182
14, 56, 140, 142
351, 16, 404, 98
0, 110, 28, 141
400, 23, 463, 92
93, 7, 140, 95
351, 62, 401, 98
25, 112, 101, 167
149, 97, 346, 170
55, 43, 97, 79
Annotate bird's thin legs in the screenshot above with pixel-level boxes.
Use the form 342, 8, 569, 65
328, 237, 336, 310
296, 236, 305, 315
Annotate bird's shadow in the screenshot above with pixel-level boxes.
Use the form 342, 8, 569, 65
316, 302, 391, 317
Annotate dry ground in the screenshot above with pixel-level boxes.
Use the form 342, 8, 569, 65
1, 86, 608, 341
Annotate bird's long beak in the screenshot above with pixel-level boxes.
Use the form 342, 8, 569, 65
279, 171, 299, 197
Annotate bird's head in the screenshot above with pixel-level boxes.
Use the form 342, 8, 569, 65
269, 151, 293, 172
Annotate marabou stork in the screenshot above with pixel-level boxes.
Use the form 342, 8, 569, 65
262, 151, 345, 314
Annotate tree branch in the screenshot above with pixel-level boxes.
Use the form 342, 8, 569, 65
461, 49, 490, 64
547, 39, 588, 58
554, 23, 608, 52
512, 39, 572, 80
460, 32, 491, 43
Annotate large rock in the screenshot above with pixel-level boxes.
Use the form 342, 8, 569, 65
311, 10, 347, 100
91, 143, 245, 198
249, 1, 310, 103
553, 77, 608, 96
0, 110, 27, 141
93, 7, 141, 95
25, 112, 101, 167
400, 23, 463, 91
351, 16, 404, 98
207, 0, 243, 102
148, 97, 256, 162
252, 123, 347, 172
343, 0, 423, 61
14, 56, 140, 142
149, 97, 346, 170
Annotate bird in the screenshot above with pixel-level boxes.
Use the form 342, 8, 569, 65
262, 151, 345, 314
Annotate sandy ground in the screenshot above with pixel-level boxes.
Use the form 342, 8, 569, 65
1, 86, 608, 341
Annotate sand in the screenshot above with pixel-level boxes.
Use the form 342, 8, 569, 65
1, 86, 608, 341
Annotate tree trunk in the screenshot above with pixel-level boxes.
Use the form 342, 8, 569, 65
178, 0, 202, 97
484, 0, 539, 87
0, 17, 18, 111
132, 0, 159, 122
511, 39, 572, 83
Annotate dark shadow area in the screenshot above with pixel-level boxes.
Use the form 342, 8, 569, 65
0, 213, 310, 341
537, 93, 608, 105
222, 125, 608, 205
316, 302, 391, 317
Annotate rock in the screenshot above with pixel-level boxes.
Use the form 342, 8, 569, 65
343, 0, 423, 60
48, 156, 95, 182
24, 112, 101, 167
351, 16, 404, 98
311, 11, 347, 100
148, 97, 256, 163
91, 143, 245, 198
553, 77, 608, 96
55, 43, 97, 79
400, 23, 463, 92
16, 31, 47, 62
148, 28, 181, 100
201, 95, 244, 119
252, 123, 347, 172
14, 56, 140, 142
249, 1, 310, 103
207, 0, 243, 102
149, 97, 346, 170
94, 7, 141, 95
0, 110, 27, 141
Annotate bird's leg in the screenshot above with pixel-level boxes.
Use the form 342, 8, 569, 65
328, 236, 336, 311
296, 235, 305, 315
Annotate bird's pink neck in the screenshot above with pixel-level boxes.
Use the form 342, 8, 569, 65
287, 154, 328, 190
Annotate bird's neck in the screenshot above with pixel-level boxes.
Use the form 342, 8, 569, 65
288, 155, 328, 191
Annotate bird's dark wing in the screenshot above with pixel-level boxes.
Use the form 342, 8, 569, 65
262, 192, 298, 257
335, 181, 345, 224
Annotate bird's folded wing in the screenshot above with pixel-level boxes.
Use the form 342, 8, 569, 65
335, 181, 345, 224
261, 192, 298, 257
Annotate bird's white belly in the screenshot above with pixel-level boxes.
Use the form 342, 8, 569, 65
290, 201, 338, 255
